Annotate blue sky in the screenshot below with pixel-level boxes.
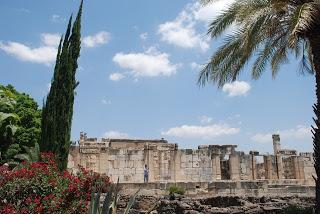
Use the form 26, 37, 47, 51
0, 0, 315, 154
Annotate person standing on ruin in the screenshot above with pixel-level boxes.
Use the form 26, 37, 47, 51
144, 164, 149, 183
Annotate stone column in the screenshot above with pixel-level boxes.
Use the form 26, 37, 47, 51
212, 154, 221, 180
272, 134, 281, 156
298, 157, 305, 180
272, 134, 283, 179
251, 155, 257, 180
264, 155, 273, 180
229, 155, 240, 180
249, 151, 258, 180
169, 148, 177, 182
148, 148, 155, 182
292, 156, 305, 179
174, 150, 182, 182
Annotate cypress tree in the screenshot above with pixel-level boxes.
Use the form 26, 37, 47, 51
41, 0, 82, 170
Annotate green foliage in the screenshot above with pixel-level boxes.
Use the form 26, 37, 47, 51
0, 85, 41, 164
0, 153, 110, 213
281, 205, 313, 214
14, 142, 40, 163
88, 178, 140, 214
198, 0, 320, 87
198, 0, 320, 210
41, 0, 82, 171
168, 186, 185, 195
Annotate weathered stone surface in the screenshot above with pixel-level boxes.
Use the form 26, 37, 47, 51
114, 194, 314, 214
68, 133, 315, 186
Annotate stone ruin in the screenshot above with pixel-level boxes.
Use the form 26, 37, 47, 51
67, 133, 315, 186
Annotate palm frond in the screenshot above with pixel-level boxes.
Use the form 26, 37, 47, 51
270, 42, 289, 78
298, 40, 314, 75
290, 1, 320, 42
14, 154, 31, 162
207, 4, 239, 38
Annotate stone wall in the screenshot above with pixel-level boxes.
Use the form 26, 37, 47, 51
117, 180, 315, 198
68, 133, 315, 185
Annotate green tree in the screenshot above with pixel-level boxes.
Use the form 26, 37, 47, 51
198, 0, 320, 211
41, 0, 82, 170
0, 85, 41, 164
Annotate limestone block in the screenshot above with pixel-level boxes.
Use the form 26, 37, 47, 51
180, 162, 186, 168
185, 161, 192, 168
108, 155, 116, 161
192, 155, 200, 162
113, 160, 120, 169
136, 168, 144, 174
180, 154, 186, 163
134, 160, 143, 168
119, 160, 126, 168
186, 155, 192, 162
161, 159, 169, 164
192, 161, 200, 168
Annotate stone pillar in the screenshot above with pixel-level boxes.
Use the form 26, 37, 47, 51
275, 155, 284, 179
229, 155, 240, 180
292, 156, 305, 179
249, 151, 259, 180
272, 134, 283, 179
174, 150, 183, 182
212, 154, 221, 180
298, 157, 305, 180
148, 148, 155, 182
272, 134, 281, 156
251, 155, 257, 180
169, 148, 177, 182
264, 155, 273, 180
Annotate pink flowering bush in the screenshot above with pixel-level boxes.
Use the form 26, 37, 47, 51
0, 153, 110, 214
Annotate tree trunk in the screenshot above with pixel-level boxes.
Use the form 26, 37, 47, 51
309, 33, 320, 213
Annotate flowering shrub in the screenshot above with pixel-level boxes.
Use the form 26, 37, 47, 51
0, 153, 110, 214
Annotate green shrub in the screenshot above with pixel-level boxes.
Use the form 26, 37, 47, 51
168, 186, 185, 195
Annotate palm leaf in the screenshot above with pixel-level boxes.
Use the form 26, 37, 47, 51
14, 154, 31, 162
93, 191, 101, 214
101, 187, 113, 214
124, 189, 140, 214
88, 189, 95, 214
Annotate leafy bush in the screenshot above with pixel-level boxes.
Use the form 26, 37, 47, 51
168, 186, 185, 195
0, 84, 42, 165
0, 153, 110, 213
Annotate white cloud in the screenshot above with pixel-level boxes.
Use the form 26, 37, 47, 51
158, 7, 209, 51
0, 33, 61, 65
83, 31, 110, 48
41, 33, 61, 47
251, 125, 311, 143
190, 62, 202, 70
51, 14, 65, 23
222, 81, 251, 97
161, 123, 239, 140
158, 0, 237, 51
101, 99, 111, 105
193, 0, 236, 23
140, 32, 148, 40
104, 130, 129, 139
109, 72, 125, 81
113, 47, 179, 77
199, 115, 213, 124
